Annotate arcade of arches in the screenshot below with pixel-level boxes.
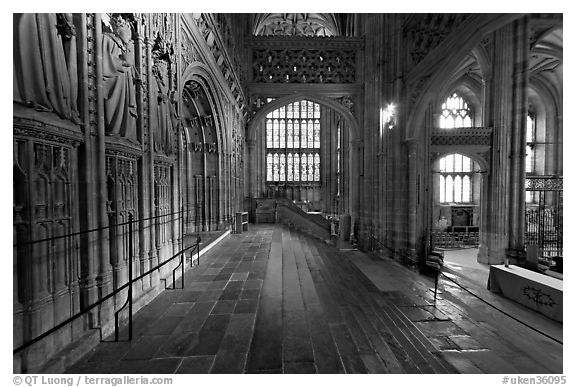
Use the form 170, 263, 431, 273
13, 13, 563, 372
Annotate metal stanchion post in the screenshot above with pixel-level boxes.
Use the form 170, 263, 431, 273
181, 205, 185, 288
128, 212, 133, 341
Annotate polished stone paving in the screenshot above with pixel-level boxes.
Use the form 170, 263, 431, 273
66, 224, 562, 374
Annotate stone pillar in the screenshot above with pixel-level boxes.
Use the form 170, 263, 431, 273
349, 138, 362, 241
144, 18, 159, 285
507, 17, 529, 262
246, 138, 257, 197
479, 19, 529, 265
77, 13, 101, 318
94, 12, 114, 308
406, 138, 419, 264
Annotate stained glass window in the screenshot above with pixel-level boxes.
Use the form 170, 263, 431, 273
294, 154, 300, 182
439, 153, 473, 203
265, 100, 321, 182
526, 114, 535, 174
526, 114, 536, 203
440, 93, 473, 129
313, 154, 320, 181
313, 119, 320, 148
287, 153, 294, 181
267, 154, 273, 180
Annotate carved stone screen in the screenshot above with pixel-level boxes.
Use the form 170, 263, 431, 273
253, 48, 356, 84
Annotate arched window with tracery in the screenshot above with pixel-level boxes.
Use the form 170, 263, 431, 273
266, 100, 321, 182
440, 93, 473, 129
439, 153, 473, 203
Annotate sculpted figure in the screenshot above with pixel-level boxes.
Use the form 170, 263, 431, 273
13, 13, 80, 123
102, 14, 138, 139
151, 38, 176, 155
152, 61, 177, 155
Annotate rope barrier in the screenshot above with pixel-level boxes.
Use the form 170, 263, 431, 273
369, 234, 562, 346
14, 210, 193, 247
13, 239, 201, 354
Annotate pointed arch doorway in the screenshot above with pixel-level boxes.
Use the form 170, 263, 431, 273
247, 95, 360, 237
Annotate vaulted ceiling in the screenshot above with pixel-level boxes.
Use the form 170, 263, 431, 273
251, 13, 350, 37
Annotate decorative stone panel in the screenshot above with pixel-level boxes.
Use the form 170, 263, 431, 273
431, 127, 493, 146
525, 176, 563, 191
252, 47, 356, 84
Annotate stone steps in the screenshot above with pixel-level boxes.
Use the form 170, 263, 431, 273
294, 229, 457, 374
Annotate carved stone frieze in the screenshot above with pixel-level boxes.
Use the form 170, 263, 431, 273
153, 156, 174, 168
431, 127, 493, 146
14, 122, 83, 148
104, 146, 142, 160
525, 176, 563, 191
252, 47, 356, 84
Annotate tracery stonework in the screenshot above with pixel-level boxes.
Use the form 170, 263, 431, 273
252, 47, 356, 83
431, 127, 493, 146
253, 13, 338, 37
191, 14, 247, 116
181, 32, 200, 67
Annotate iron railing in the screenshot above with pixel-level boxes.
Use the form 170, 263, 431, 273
13, 207, 202, 354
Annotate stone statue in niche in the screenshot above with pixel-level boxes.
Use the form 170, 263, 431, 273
102, 14, 138, 140
13, 13, 80, 123
151, 35, 176, 155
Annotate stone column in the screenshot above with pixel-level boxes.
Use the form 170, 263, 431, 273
479, 20, 529, 264
144, 18, 159, 285
246, 138, 257, 197
507, 17, 530, 262
77, 13, 101, 318
94, 13, 114, 307
406, 138, 419, 264
349, 138, 362, 241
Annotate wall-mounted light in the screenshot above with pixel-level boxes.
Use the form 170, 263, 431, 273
384, 103, 396, 130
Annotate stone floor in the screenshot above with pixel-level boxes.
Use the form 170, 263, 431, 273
65, 224, 563, 374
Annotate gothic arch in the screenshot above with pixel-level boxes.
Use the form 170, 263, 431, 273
434, 79, 483, 127
247, 94, 359, 142
246, 93, 361, 223
180, 63, 229, 152
432, 151, 489, 173
406, 14, 522, 139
